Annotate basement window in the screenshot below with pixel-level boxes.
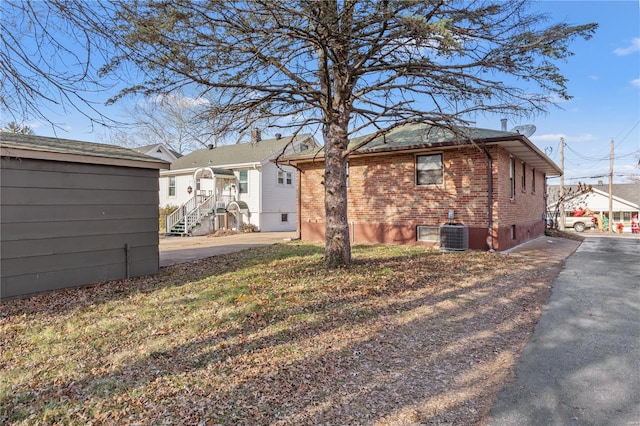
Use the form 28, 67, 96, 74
417, 226, 440, 242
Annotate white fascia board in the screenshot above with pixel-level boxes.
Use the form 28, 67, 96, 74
160, 162, 262, 176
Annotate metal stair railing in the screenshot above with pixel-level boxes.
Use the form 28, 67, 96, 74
166, 195, 197, 233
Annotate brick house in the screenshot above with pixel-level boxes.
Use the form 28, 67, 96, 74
283, 123, 562, 251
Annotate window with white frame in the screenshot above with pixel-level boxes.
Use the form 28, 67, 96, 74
277, 170, 293, 186
417, 226, 439, 242
531, 168, 536, 193
168, 176, 176, 197
415, 154, 443, 186
239, 170, 248, 194
509, 157, 516, 199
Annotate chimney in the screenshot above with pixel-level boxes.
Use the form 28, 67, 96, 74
501, 118, 508, 131
251, 128, 261, 143
598, 180, 603, 185
275, 133, 282, 140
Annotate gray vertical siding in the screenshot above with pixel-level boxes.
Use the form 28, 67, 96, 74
1, 158, 161, 300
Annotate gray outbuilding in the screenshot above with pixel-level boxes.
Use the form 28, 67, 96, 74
1, 133, 169, 300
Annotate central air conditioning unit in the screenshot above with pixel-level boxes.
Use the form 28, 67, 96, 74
440, 223, 469, 252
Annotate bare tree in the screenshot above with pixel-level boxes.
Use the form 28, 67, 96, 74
101, 92, 219, 154
67, 1, 597, 266
1, 121, 34, 134
0, 1, 117, 129
546, 183, 593, 230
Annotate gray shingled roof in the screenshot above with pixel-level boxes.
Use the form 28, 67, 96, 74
170, 134, 314, 170
1, 132, 168, 166
353, 123, 515, 152
286, 123, 521, 159
284, 123, 561, 176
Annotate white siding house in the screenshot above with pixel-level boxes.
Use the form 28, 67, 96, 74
548, 183, 640, 232
160, 131, 317, 234
133, 143, 181, 163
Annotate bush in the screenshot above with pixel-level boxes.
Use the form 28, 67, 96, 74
159, 205, 179, 233
240, 222, 259, 233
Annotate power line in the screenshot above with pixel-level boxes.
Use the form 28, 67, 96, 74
564, 142, 609, 162
615, 120, 640, 148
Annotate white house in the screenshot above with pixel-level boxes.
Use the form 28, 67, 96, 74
548, 183, 640, 232
160, 130, 318, 235
133, 143, 182, 163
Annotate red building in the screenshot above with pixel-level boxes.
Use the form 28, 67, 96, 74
284, 123, 561, 251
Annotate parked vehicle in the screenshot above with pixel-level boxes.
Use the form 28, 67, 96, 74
564, 215, 593, 232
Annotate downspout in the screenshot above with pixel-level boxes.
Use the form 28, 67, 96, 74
480, 142, 495, 252
255, 163, 261, 230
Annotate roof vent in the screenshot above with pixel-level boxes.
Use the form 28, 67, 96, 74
275, 133, 282, 140
208, 144, 214, 150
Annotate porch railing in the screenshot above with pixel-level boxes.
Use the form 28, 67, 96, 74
166, 193, 237, 235
167, 195, 197, 233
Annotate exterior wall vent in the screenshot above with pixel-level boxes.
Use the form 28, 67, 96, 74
440, 223, 469, 251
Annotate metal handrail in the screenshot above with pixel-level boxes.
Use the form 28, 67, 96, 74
166, 195, 197, 233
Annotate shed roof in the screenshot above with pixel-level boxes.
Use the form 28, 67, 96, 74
170, 134, 315, 171
284, 123, 561, 176
1, 133, 169, 169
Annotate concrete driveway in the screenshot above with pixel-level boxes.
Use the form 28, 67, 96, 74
159, 231, 297, 267
488, 235, 640, 425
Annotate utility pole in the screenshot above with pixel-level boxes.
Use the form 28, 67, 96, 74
608, 139, 614, 234
559, 137, 565, 231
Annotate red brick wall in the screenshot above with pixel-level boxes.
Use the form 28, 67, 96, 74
298, 144, 547, 251
491, 147, 547, 249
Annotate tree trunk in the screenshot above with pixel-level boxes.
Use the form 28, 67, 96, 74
323, 120, 351, 267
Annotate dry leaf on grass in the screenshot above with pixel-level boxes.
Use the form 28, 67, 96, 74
1, 241, 566, 425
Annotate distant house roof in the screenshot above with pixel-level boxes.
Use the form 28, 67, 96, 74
548, 183, 640, 207
284, 123, 561, 176
169, 133, 316, 171
1, 132, 170, 170
134, 143, 182, 161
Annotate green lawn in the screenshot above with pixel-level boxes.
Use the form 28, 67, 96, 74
1, 242, 550, 425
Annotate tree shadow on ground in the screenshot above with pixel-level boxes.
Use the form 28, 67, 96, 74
2, 247, 565, 425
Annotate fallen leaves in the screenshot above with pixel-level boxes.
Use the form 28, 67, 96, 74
1, 242, 563, 425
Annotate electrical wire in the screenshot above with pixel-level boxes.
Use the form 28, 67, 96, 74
564, 142, 609, 162
615, 120, 640, 149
